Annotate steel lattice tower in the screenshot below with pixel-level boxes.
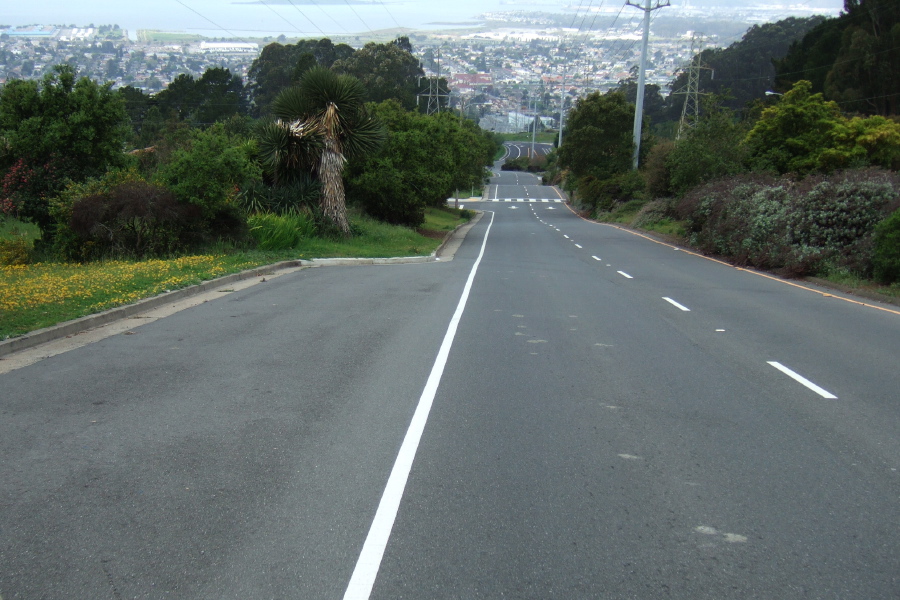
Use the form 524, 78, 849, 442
676, 32, 708, 140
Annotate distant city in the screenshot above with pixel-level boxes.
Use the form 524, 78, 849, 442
1, 3, 839, 131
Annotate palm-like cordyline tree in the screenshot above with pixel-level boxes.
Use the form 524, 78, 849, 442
257, 66, 385, 235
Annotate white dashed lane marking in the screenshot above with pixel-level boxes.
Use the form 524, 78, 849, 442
767, 361, 837, 399
617, 271, 634, 279
662, 297, 691, 312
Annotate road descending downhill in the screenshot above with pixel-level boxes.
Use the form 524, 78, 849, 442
2, 154, 899, 599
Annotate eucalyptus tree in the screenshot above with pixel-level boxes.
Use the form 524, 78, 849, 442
257, 66, 385, 235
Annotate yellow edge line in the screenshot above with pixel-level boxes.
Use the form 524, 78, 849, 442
562, 202, 900, 317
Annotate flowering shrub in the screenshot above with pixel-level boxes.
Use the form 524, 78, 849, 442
677, 169, 900, 277
0, 236, 31, 266
0, 159, 31, 218
0, 156, 73, 236
0, 196, 17, 218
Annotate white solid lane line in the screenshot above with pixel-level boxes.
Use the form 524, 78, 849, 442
617, 271, 634, 279
344, 213, 496, 599
767, 361, 838, 399
662, 297, 691, 312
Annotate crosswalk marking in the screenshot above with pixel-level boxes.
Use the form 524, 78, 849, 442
491, 198, 562, 203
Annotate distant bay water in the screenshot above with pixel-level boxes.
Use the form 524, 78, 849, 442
5, 1, 567, 39
6, 0, 843, 40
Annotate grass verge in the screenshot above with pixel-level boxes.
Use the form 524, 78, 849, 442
590, 203, 900, 307
1, 208, 470, 340
1, 218, 41, 242
815, 271, 900, 304
593, 199, 646, 225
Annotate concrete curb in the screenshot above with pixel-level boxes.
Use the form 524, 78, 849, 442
0, 260, 302, 358
0, 214, 482, 358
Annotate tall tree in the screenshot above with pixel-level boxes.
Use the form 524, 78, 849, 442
667, 16, 826, 115
257, 67, 385, 235
825, 0, 900, 115
666, 98, 750, 195
331, 41, 424, 110
612, 70, 668, 129
777, 0, 900, 115
774, 16, 844, 95
0, 65, 129, 235
154, 73, 198, 121
194, 67, 248, 125
558, 91, 636, 183
247, 38, 355, 117
347, 99, 496, 225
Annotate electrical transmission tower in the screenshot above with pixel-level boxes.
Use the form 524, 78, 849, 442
674, 32, 711, 140
417, 48, 450, 115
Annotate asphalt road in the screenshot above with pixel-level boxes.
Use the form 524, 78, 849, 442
2, 163, 899, 599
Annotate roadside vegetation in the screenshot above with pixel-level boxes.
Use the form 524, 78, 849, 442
0, 206, 469, 340
547, 1, 900, 299
0, 36, 493, 338
6, 6, 900, 337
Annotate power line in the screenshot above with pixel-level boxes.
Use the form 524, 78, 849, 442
258, 0, 314, 36
569, 0, 590, 30
282, 0, 327, 35
307, 0, 351, 34
342, 0, 376, 37
375, 0, 403, 30
172, 0, 252, 43
575, 1, 597, 35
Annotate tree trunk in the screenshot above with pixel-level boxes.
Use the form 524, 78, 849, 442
318, 138, 350, 236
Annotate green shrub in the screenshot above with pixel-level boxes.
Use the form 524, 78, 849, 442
873, 208, 900, 284
631, 200, 673, 229
577, 170, 645, 213
642, 140, 675, 199
667, 102, 749, 196
154, 123, 262, 218
248, 212, 316, 251
49, 168, 150, 259
676, 169, 900, 277
349, 157, 425, 227
66, 181, 203, 259
501, 156, 531, 171
237, 178, 320, 217
0, 235, 31, 265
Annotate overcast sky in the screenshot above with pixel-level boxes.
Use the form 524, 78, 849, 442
4, 1, 846, 38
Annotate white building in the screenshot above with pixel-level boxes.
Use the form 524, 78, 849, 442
198, 41, 258, 54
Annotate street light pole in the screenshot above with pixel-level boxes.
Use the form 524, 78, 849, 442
627, 0, 669, 170
558, 70, 566, 148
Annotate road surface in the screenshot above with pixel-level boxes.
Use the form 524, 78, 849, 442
2, 158, 899, 598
